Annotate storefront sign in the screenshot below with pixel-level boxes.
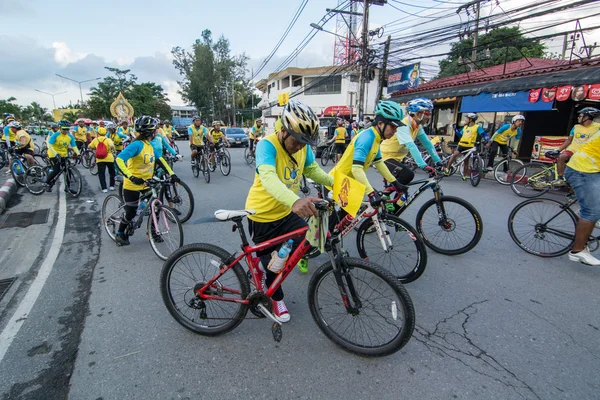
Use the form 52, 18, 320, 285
556, 86, 572, 101
323, 105, 352, 116
528, 89, 541, 103
532, 136, 568, 163
461, 91, 553, 112
571, 85, 588, 101
588, 84, 600, 100
387, 63, 421, 92
541, 87, 556, 102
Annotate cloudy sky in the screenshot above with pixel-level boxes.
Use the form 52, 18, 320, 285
1, 0, 597, 111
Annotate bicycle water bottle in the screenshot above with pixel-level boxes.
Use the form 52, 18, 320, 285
136, 199, 148, 216
336, 214, 354, 231
267, 240, 294, 274
396, 192, 407, 206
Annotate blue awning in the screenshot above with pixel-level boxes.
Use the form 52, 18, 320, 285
460, 91, 554, 112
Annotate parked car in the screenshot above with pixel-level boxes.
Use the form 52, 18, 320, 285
174, 125, 188, 140
225, 127, 249, 147
26, 125, 41, 135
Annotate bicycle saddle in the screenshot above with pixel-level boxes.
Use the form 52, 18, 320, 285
214, 209, 256, 221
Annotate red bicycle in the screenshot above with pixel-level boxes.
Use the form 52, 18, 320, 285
160, 201, 415, 357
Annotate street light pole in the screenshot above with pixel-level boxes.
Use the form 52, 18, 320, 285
55, 74, 102, 105
357, 0, 370, 120
232, 80, 236, 127
35, 90, 67, 109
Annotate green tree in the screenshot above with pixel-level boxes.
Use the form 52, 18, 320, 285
436, 27, 546, 79
0, 97, 22, 119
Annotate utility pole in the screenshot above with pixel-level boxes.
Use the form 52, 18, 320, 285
232, 80, 236, 127
470, 1, 481, 72
357, 0, 370, 120
376, 35, 391, 106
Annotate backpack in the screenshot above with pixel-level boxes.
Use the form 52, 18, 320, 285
96, 137, 108, 159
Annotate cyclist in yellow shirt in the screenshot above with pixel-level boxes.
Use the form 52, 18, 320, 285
564, 107, 600, 266
73, 119, 89, 151
334, 119, 347, 162
88, 123, 116, 193
188, 116, 209, 166
2, 115, 17, 148
485, 115, 524, 171
554, 108, 600, 185
162, 120, 175, 140
208, 121, 230, 165
245, 100, 333, 323
248, 119, 265, 157
10, 122, 35, 166
445, 113, 490, 178
45, 120, 81, 192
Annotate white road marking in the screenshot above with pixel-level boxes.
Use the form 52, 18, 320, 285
0, 182, 66, 363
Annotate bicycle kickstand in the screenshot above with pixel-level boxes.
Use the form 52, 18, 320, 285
256, 304, 283, 342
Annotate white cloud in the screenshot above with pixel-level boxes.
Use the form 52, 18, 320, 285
52, 42, 88, 65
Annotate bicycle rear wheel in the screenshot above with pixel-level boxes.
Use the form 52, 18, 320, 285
101, 194, 124, 242
201, 155, 210, 183
10, 160, 26, 186
308, 258, 415, 357
244, 147, 254, 165
508, 198, 577, 257
493, 159, 524, 185
219, 153, 231, 176
160, 243, 250, 336
161, 181, 194, 223
416, 195, 483, 255
192, 156, 200, 178
90, 158, 98, 175
510, 163, 553, 198
148, 204, 184, 260
469, 155, 482, 187
356, 215, 427, 283
65, 167, 82, 198
24, 165, 47, 195
321, 148, 330, 166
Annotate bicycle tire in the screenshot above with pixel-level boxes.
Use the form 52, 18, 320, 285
90, 158, 98, 176
355, 214, 427, 283
469, 155, 482, 187
321, 148, 330, 166
160, 181, 195, 223
24, 165, 46, 195
244, 147, 254, 165
493, 159, 524, 185
416, 195, 483, 255
10, 159, 26, 187
101, 194, 123, 242
81, 150, 92, 169
307, 258, 415, 357
192, 160, 199, 178
508, 198, 578, 257
33, 143, 41, 156
148, 205, 184, 260
219, 153, 231, 176
160, 243, 250, 336
510, 162, 553, 198
65, 166, 82, 198
202, 155, 210, 183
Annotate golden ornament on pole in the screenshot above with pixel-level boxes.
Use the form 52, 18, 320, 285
110, 92, 134, 121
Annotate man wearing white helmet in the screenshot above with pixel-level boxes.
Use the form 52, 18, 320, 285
445, 113, 490, 177
245, 100, 333, 323
485, 115, 524, 172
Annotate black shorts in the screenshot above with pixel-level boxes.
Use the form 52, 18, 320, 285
456, 145, 473, 153
15, 147, 34, 156
335, 143, 346, 154
190, 144, 204, 151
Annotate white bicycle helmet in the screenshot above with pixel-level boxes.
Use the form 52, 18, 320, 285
512, 115, 525, 123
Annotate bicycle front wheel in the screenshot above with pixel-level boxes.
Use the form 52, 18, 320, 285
416, 195, 483, 255
469, 155, 482, 187
24, 165, 46, 195
148, 204, 184, 260
201, 155, 210, 183
101, 194, 124, 242
10, 160, 26, 186
494, 159, 524, 185
510, 163, 553, 198
308, 258, 415, 357
244, 147, 254, 165
356, 215, 427, 283
90, 158, 98, 176
508, 198, 577, 257
160, 243, 250, 336
321, 148, 330, 166
161, 181, 194, 223
219, 153, 231, 176
65, 167, 82, 198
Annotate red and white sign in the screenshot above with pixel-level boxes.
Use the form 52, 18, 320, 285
528, 88, 541, 103
323, 105, 352, 116
556, 85, 572, 101
532, 136, 569, 163
588, 84, 600, 101
541, 87, 556, 102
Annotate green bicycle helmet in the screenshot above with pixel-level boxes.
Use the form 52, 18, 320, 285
374, 100, 404, 127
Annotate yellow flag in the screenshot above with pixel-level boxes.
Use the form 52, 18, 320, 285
278, 92, 289, 106
333, 170, 366, 217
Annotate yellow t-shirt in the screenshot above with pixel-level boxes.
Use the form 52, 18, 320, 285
2, 127, 17, 142
15, 130, 34, 150
245, 134, 308, 223
567, 131, 600, 173
335, 127, 347, 143
458, 124, 483, 148
48, 132, 76, 157
163, 125, 174, 139
189, 125, 206, 146
381, 116, 417, 162
493, 124, 521, 145
330, 127, 382, 183
210, 128, 224, 141
122, 140, 155, 191
89, 136, 115, 163
250, 124, 265, 139
566, 122, 600, 154
73, 126, 88, 142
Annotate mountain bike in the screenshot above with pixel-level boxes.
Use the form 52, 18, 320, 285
320, 142, 337, 166
308, 179, 427, 283
244, 146, 256, 165
440, 145, 483, 187
508, 194, 599, 257
213, 143, 231, 176
481, 140, 524, 184
160, 201, 415, 356
102, 177, 184, 260
24, 155, 82, 197
191, 146, 210, 183
384, 170, 483, 255
155, 160, 194, 223
510, 151, 562, 198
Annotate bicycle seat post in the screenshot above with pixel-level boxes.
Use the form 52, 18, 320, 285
232, 217, 249, 247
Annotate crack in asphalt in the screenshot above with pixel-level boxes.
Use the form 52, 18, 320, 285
413, 300, 541, 400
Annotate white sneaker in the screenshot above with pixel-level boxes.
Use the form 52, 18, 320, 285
272, 300, 291, 323
102, 189, 108, 193
109, 186, 115, 191
568, 248, 600, 266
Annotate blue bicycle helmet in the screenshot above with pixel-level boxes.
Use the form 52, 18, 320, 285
578, 107, 600, 119
406, 98, 434, 114
57, 119, 71, 129
374, 100, 404, 126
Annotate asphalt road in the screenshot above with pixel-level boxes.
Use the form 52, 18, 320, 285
0, 139, 599, 400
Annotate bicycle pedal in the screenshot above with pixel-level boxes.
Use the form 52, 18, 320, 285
256, 304, 281, 326
272, 322, 283, 342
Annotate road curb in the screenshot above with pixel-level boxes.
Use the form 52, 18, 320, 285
0, 178, 17, 214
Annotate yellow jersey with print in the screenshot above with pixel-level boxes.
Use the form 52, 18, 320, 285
246, 134, 310, 223
458, 124, 487, 147
117, 140, 156, 191
89, 136, 115, 163
73, 126, 88, 142
566, 122, 600, 154
210, 128, 224, 141
335, 127, 347, 144
163, 125, 174, 139
2, 126, 17, 142
250, 124, 265, 139
188, 124, 206, 146
47, 131, 77, 157
330, 127, 382, 179
567, 131, 600, 174
15, 130, 33, 150
493, 124, 522, 145
381, 116, 417, 161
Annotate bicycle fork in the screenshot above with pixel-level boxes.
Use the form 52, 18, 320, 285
328, 241, 361, 314
372, 215, 394, 253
